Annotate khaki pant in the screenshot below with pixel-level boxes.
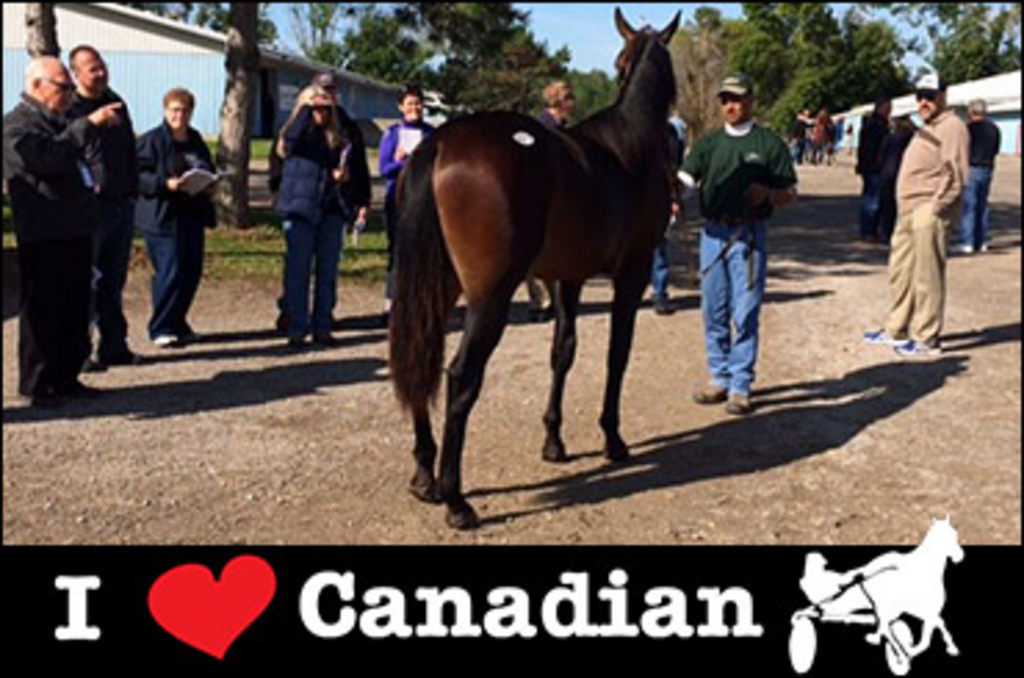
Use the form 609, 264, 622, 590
885, 204, 956, 346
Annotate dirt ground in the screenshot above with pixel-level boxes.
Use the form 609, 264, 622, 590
3, 156, 1021, 546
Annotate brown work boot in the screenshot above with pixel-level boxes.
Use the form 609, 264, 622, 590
725, 393, 754, 416
693, 383, 729, 405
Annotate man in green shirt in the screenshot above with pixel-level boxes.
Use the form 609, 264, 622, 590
680, 74, 798, 415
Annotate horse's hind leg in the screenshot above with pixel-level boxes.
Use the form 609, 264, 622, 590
542, 280, 583, 463
438, 286, 516, 529
600, 269, 648, 462
408, 404, 440, 503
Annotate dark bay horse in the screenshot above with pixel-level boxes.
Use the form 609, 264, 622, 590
389, 10, 681, 529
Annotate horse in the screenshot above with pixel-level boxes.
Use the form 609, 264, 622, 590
388, 9, 681, 530
848, 516, 964, 661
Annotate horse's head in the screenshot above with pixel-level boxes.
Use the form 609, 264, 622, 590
613, 8, 680, 88
927, 515, 965, 565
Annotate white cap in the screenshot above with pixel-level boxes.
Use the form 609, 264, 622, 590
915, 73, 946, 92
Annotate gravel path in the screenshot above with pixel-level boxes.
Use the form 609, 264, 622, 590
4, 158, 1020, 545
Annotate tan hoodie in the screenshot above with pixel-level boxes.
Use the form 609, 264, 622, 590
896, 108, 970, 217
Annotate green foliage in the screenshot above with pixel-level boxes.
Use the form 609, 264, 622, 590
565, 70, 618, 121
126, 3, 278, 45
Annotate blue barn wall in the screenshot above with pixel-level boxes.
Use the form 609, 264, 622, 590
3, 48, 225, 136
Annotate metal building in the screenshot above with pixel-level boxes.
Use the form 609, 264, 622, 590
2, 2, 401, 137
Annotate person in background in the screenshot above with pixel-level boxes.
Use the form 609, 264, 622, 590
68, 45, 142, 371
856, 98, 892, 243
3, 56, 123, 407
275, 84, 369, 348
864, 73, 969, 358
528, 80, 577, 322
135, 88, 216, 349
791, 109, 812, 165
271, 72, 369, 334
877, 114, 917, 244
651, 115, 686, 316
680, 74, 798, 416
955, 99, 1002, 255
379, 84, 435, 322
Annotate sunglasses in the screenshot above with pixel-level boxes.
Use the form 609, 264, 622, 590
43, 77, 75, 93
916, 90, 939, 103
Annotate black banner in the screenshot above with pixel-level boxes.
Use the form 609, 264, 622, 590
1, 545, 1018, 673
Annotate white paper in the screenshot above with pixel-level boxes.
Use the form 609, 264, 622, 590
178, 168, 220, 196
399, 127, 423, 155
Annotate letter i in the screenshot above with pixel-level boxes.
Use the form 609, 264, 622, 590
55, 576, 101, 641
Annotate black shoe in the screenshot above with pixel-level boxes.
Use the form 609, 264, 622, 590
101, 350, 144, 367
286, 336, 306, 351
313, 334, 339, 347
654, 298, 675, 316
82, 358, 109, 374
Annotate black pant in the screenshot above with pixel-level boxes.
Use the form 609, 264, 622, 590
17, 235, 93, 396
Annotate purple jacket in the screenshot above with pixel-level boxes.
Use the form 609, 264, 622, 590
379, 120, 435, 201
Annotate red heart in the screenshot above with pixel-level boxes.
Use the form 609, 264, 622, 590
148, 555, 276, 660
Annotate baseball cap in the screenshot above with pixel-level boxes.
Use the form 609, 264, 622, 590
718, 74, 753, 97
312, 72, 338, 90
915, 73, 947, 94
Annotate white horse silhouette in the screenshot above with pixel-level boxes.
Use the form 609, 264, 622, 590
844, 516, 964, 661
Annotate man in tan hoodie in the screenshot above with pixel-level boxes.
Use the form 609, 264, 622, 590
864, 73, 969, 357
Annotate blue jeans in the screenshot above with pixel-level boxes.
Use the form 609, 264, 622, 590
650, 235, 671, 300
92, 199, 136, 358
144, 225, 205, 340
283, 213, 345, 338
958, 166, 994, 250
700, 220, 768, 397
859, 173, 882, 239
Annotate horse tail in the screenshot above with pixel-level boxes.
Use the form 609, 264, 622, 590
389, 136, 458, 413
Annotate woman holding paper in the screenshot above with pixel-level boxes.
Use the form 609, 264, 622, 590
135, 88, 216, 348
379, 85, 436, 318
275, 84, 369, 348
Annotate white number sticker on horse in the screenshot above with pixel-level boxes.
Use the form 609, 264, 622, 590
512, 132, 536, 147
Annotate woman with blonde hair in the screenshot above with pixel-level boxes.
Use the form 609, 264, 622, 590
275, 83, 369, 348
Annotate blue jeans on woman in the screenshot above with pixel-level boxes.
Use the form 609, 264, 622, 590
958, 166, 994, 251
700, 220, 768, 397
144, 224, 205, 340
283, 213, 345, 339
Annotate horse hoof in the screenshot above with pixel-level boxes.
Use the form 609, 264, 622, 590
446, 503, 481, 531
542, 438, 569, 464
409, 473, 441, 504
605, 438, 630, 463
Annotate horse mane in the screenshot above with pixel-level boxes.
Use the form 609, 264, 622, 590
573, 31, 677, 169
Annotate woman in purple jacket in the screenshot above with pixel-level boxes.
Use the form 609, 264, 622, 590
379, 85, 435, 317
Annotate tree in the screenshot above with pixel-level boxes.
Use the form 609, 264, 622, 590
341, 7, 432, 85
126, 3, 278, 45
215, 3, 259, 229
669, 8, 735, 142
565, 69, 617, 121
289, 3, 359, 66
25, 3, 59, 57
860, 3, 1021, 82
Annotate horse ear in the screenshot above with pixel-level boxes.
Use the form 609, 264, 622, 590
615, 7, 636, 41
659, 11, 682, 44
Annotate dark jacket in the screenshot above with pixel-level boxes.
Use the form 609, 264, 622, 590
67, 88, 138, 201
273, 106, 370, 224
2, 94, 98, 244
135, 122, 216, 236
856, 112, 890, 177
878, 127, 916, 186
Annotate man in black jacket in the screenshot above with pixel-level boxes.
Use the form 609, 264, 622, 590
856, 98, 891, 243
3, 56, 122, 407
68, 45, 141, 370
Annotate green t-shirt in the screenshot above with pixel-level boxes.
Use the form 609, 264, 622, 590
682, 124, 797, 221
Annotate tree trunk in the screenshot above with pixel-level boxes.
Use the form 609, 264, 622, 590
215, 3, 260, 229
25, 3, 59, 57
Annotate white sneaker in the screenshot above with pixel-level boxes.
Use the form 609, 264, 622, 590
951, 243, 974, 255
152, 335, 178, 348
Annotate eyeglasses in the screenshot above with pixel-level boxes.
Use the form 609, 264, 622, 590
42, 77, 75, 93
